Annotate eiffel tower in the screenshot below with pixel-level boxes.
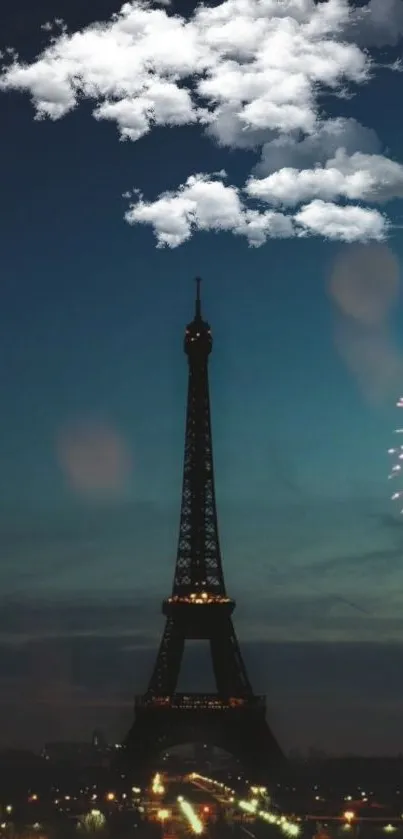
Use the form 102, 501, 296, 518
123, 279, 284, 776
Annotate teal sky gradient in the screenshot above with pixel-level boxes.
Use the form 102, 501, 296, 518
1, 0, 403, 753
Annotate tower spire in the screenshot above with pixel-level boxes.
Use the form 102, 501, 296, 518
195, 276, 202, 319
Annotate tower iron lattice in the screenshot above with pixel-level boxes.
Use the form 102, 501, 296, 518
123, 279, 284, 777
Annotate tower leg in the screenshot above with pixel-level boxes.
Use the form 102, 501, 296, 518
146, 619, 184, 696
210, 619, 252, 696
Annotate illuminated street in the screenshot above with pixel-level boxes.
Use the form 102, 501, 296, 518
140, 769, 403, 839
144, 771, 302, 838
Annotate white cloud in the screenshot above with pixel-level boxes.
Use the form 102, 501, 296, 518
94, 81, 196, 141
294, 200, 388, 242
246, 149, 403, 207
1, 0, 402, 245
329, 150, 403, 202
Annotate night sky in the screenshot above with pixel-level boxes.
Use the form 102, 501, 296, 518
1, 0, 403, 756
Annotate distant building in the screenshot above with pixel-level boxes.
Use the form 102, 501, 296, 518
92, 729, 107, 749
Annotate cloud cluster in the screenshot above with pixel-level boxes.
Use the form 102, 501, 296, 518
126, 171, 388, 246
1, 0, 403, 245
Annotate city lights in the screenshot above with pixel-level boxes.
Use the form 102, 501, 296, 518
240, 800, 257, 814
189, 771, 299, 838
152, 773, 165, 795
251, 786, 267, 796
239, 798, 300, 836
167, 593, 231, 605
0, 767, 402, 839
177, 797, 204, 835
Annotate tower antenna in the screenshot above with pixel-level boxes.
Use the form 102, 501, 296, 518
195, 276, 202, 318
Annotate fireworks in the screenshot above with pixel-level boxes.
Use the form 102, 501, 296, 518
388, 399, 403, 512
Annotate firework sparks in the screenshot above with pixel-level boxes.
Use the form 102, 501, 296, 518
389, 401, 403, 511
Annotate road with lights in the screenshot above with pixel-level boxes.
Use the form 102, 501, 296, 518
144, 769, 403, 838
145, 770, 302, 838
